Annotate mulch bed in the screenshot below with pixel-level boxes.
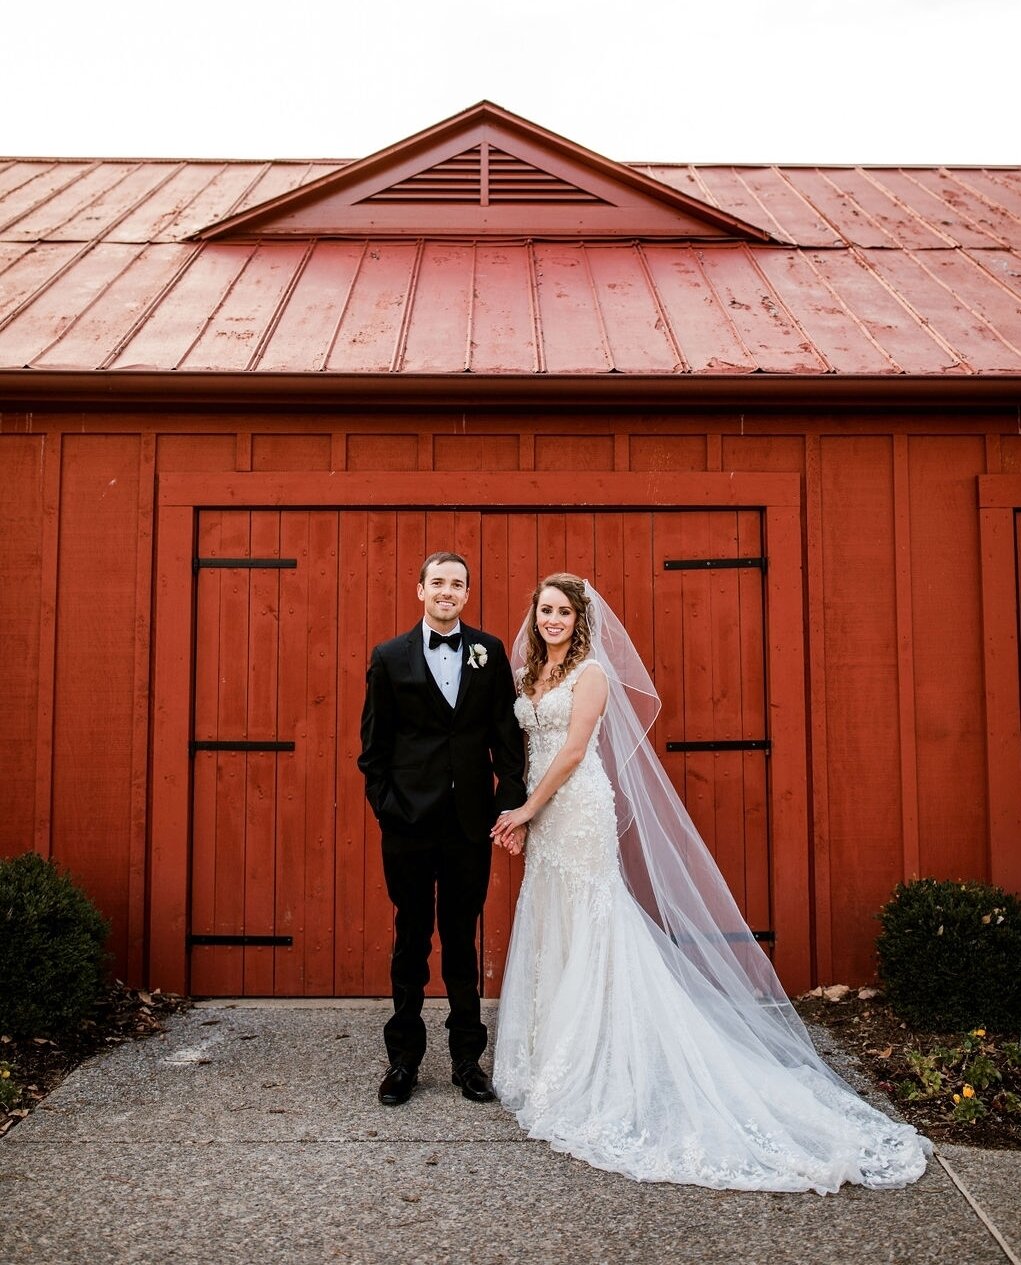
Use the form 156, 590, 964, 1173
1, 983, 191, 1136
4, 982, 1018, 1150
796, 988, 1021, 1150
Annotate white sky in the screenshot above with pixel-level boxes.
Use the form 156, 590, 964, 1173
7, 0, 1019, 165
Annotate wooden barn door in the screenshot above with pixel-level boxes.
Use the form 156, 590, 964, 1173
190, 510, 343, 996
187, 505, 773, 996
651, 511, 771, 944
475, 509, 772, 990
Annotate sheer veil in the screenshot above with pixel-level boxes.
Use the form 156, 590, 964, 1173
510, 580, 860, 1087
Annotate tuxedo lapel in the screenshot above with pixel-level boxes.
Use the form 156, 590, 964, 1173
406, 626, 455, 718
453, 627, 477, 713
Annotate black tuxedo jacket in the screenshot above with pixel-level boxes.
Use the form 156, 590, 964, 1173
358, 623, 526, 845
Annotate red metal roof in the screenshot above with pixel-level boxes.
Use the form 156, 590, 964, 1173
1, 151, 1020, 379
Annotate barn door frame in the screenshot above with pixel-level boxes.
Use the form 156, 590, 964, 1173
977, 476, 1021, 895
150, 471, 810, 993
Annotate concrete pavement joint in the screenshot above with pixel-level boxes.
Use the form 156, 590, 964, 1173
935, 1149, 1021, 1265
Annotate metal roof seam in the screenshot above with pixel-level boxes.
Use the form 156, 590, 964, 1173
632, 243, 688, 373
155, 161, 233, 242
742, 248, 833, 374
524, 242, 545, 375
388, 239, 425, 374
247, 238, 317, 372
97, 241, 207, 370
164, 241, 256, 369
691, 247, 761, 371
897, 247, 1021, 364
463, 242, 478, 373
682, 167, 722, 211
577, 244, 615, 372
940, 168, 1021, 237
0, 161, 101, 237
958, 246, 1021, 304
0, 241, 37, 282
758, 167, 846, 246
27, 243, 150, 368
895, 167, 1010, 250
216, 161, 279, 229
319, 240, 370, 372
811, 167, 903, 250
0, 239, 113, 340
846, 243, 971, 371
718, 169, 789, 245
798, 249, 902, 373
0, 161, 60, 210
34, 160, 148, 241
855, 169, 961, 249
93, 161, 191, 246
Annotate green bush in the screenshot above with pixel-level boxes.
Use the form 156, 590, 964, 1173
876, 878, 1021, 1032
0, 851, 109, 1038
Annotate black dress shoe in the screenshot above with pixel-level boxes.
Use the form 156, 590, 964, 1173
378, 1064, 418, 1106
451, 1060, 496, 1103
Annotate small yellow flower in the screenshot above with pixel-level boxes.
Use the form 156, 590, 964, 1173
0, 1068, 9, 1080
962, 1085, 975, 1099
952, 1093, 961, 1104
970, 1028, 986, 1038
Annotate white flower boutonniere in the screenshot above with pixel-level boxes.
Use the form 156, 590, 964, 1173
467, 643, 488, 669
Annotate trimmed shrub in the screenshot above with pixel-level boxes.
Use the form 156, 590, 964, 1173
0, 851, 109, 1038
876, 878, 1021, 1032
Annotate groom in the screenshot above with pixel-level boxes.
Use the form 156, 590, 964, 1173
358, 551, 526, 1106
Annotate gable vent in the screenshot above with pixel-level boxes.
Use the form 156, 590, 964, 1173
361, 142, 606, 205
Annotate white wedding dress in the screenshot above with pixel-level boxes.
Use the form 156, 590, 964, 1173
493, 660, 930, 1193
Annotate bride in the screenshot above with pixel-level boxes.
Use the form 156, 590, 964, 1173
490, 573, 931, 1193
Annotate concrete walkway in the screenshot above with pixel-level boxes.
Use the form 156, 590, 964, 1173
2, 1001, 1018, 1265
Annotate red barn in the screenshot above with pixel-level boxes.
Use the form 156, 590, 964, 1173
2, 103, 1019, 998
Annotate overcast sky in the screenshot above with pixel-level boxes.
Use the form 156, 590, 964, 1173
7, 0, 1018, 165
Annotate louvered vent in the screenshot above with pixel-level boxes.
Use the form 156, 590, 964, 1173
361, 143, 606, 205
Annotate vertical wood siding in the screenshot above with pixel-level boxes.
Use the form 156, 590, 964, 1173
0, 434, 45, 854
0, 409, 1015, 993
51, 435, 140, 971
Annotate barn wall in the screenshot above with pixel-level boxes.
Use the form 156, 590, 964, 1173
0, 404, 1015, 988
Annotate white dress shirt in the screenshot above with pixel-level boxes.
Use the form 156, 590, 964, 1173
423, 619, 462, 707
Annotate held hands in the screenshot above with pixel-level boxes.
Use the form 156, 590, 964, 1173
492, 806, 532, 855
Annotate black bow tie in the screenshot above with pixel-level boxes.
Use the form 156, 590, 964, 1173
429, 630, 462, 651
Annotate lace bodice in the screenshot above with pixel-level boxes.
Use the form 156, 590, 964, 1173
514, 661, 603, 774
513, 661, 618, 894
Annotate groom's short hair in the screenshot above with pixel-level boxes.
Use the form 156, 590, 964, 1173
419, 551, 470, 586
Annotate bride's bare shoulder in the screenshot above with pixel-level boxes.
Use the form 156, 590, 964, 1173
573, 658, 606, 680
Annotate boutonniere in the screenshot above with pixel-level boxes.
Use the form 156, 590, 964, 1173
467, 643, 488, 669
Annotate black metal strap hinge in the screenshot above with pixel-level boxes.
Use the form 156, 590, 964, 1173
190, 740, 295, 754
194, 557, 298, 573
664, 557, 766, 572
666, 739, 771, 753
189, 934, 294, 947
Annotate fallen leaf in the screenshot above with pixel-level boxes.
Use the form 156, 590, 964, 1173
400, 1194, 420, 1203
823, 984, 851, 1002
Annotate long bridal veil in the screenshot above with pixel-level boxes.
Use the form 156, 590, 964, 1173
510, 581, 931, 1132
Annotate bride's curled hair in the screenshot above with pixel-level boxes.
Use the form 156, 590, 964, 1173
520, 572, 592, 695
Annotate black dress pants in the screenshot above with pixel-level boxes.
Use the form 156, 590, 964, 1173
380, 811, 492, 1070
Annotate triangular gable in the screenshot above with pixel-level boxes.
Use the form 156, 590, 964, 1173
194, 102, 777, 242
